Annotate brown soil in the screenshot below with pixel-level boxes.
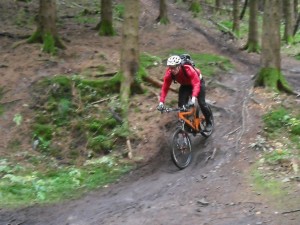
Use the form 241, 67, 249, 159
1, 1, 300, 225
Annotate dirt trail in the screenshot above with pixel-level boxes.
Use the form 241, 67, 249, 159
1, 1, 300, 225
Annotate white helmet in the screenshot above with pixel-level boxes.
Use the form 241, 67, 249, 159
167, 55, 181, 66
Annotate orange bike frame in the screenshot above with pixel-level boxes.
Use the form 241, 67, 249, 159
178, 106, 204, 132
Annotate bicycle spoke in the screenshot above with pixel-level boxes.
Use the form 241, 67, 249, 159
171, 129, 192, 169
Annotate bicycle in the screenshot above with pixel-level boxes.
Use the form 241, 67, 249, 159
158, 103, 214, 169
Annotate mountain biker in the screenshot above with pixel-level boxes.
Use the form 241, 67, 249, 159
157, 55, 212, 131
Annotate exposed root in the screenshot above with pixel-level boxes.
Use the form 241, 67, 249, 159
226, 126, 241, 136
282, 209, 300, 215
143, 76, 178, 93
212, 81, 238, 92
90, 95, 118, 105
235, 87, 253, 153
126, 138, 133, 159
205, 147, 217, 162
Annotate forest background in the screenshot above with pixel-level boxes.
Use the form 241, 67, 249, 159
0, 0, 300, 218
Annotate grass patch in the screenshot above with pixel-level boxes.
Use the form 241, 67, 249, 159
30, 74, 123, 157
250, 105, 300, 202
138, 52, 162, 81
263, 107, 300, 140
168, 49, 234, 77
114, 3, 125, 19
75, 14, 97, 24
251, 169, 287, 198
0, 157, 133, 207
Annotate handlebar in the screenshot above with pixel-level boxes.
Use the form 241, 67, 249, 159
158, 104, 194, 113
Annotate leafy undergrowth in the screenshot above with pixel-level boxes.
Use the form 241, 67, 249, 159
0, 156, 133, 208
249, 96, 300, 199
0, 51, 233, 206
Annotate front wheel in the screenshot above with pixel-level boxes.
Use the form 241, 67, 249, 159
171, 128, 192, 169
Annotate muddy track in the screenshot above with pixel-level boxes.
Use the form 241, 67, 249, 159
0, 70, 265, 225
0, 19, 265, 225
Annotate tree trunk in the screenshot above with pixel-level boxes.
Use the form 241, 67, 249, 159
293, 13, 300, 35
232, 0, 240, 37
283, 0, 295, 44
27, 0, 64, 54
214, 0, 223, 14
239, 0, 248, 20
97, 0, 114, 36
243, 0, 260, 53
120, 1, 140, 122
255, 0, 292, 93
156, 0, 169, 24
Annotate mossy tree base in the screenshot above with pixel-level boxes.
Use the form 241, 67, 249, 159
255, 68, 293, 94
27, 30, 65, 54
284, 35, 294, 45
96, 21, 115, 36
242, 41, 260, 53
156, 16, 170, 25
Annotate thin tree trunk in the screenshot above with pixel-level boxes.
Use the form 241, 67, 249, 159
214, 0, 222, 13
232, 0, 240, 37
120, 1, 140, 120
27, 0, 64, 53
239, 0, 248, 20
97, 0, 114, 36
156, 0, 169, 24
243, 0, 260, 53
255, 0, 292, 93
283, 0, 295, 44
293, 13, 300, 35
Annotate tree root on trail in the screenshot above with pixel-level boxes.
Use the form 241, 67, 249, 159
71, 82, 83, 112
109, 108, 123, 124
250, 96, 262, 105
234, 87, 253, 153
0, 32, 29, 39
140, 83, 160, 101
143, 76, 178, 93
211, 81, 238, 92
208, 18, 238, 40
282, 209, 300, 214
0, 98, 23, 105
126, 138, 133, 159
205, 148, 217, 162
94, 71, 118, 77
226, 126, 241, 136
90, 95, 118, 105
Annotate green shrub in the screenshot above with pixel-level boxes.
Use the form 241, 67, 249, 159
88, 135, 113, 153
263, 108, 289, 130
33, 124, 53, 141
114, 3, 124, 19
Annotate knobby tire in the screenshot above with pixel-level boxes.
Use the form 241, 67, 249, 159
171, 128, 192, 169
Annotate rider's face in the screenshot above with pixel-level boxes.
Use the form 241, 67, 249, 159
169, 66, 180, 75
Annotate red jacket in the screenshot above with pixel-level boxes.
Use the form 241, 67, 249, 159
159, 65, 202, 103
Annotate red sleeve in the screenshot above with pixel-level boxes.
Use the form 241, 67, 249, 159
184, 65, 201, 97
159, 69, 173, 103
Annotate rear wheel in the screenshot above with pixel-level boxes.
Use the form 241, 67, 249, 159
200, 105, 214, 137
171, 128, 192, 169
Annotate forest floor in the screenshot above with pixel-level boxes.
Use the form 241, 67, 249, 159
0, 0, 300, 225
